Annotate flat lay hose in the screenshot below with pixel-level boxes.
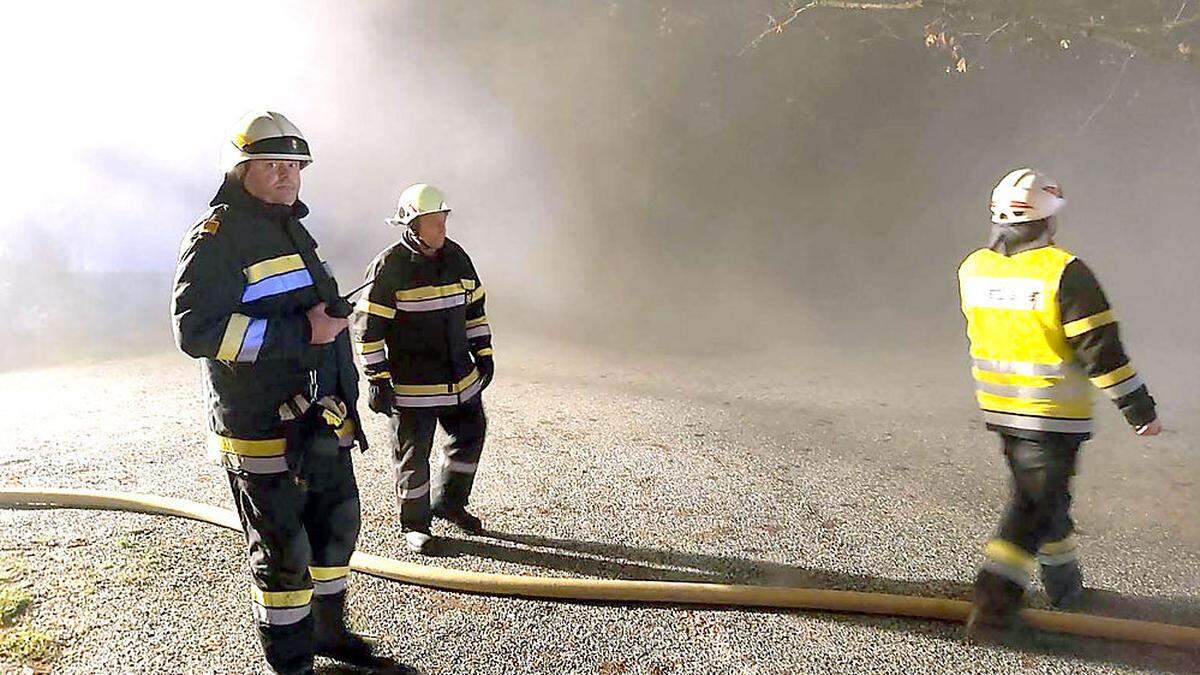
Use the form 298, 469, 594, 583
1, 487, 1196, 650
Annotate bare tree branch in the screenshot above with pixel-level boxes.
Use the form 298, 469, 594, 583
1080, 53, 1134, 132
741, 0, 1199, 69
741, 0, 927, 54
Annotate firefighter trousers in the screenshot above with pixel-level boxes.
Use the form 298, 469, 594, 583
226, 427, 361, 674
977, 433, 1083, 607
390, 398, 487, 532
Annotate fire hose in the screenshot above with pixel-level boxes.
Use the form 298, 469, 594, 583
1, 487, 1196, 651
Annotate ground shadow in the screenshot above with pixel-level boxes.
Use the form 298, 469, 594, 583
433, 529, 1199, 673
315, 657, 422, 675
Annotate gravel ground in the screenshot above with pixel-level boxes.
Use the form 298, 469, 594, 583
0, 336, 1196, 674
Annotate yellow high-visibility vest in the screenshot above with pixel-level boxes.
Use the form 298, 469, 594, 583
958, 245, 1093, 434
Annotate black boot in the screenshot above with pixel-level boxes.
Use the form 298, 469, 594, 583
967, 568, 1026, 633
258, 614, 314, 675
1041, 560, 1084, 608
431, 503, 483, 534
312, 591, 377, 665
432, 475, 483, 534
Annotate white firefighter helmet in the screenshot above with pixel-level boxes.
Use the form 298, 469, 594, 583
990, 168, 1066, 224
385, 183, 451, 228
220, 111, 312, 173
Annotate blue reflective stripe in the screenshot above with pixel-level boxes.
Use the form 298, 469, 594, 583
237, 318, 268, 362
241, 269, 314, 303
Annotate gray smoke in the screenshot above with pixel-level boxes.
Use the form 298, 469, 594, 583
1, 2, 1197, 412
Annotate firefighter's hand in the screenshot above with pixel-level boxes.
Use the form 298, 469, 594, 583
368, 381, 394, 415
1135, 418, 1162, 436
307, 303, 348, 344
476, 355, 495, 391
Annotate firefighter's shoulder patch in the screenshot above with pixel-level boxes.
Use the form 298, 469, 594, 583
194, 205, 227, 237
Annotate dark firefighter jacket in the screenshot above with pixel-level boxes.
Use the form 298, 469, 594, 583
172, 177, 366, 473
350, 233, 493, 409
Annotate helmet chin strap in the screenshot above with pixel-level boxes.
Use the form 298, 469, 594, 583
404, 225, 438, 256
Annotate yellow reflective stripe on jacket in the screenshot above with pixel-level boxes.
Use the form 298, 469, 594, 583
244, 254, 305, 284
217, 314, 252, 361
356, 299, 397, 319
392, 368, 484, 408
975, 391, 1091, 419
356, 339, 386, 355
251, 587, 313, 608
467, 286, 486, 304
395, 282, 466, 302
1090, 362, 1136, 389
394, 368, 480, 396
335, 418, 356, 447
973, 377, 1089, 403
1063, 309, 1115, 338
475, 347, 494, 357
209, 434, 286, 457
465, 315, 489, 329
1100, 373, 1145, 400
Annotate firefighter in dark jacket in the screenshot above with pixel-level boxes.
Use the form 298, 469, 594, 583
172, 111, 377, 673
351, 183, 493, 554
958, 168, 1162, 631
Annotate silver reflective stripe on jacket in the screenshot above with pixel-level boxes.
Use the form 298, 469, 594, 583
972, 358, 1066, 377
396, 295, 467, 313
982, 411, 1093, 434
465, 325, 492, 339
974, 377, 1090, 402
393, 377, 484, 409
1102, 373, 1145, 400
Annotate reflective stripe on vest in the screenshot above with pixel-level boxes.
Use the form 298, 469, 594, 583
959, 246, 1094, 432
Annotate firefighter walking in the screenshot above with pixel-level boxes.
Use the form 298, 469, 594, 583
172, 111, 381, 673
352, 183, 494, 554
958, 168, 1162, 631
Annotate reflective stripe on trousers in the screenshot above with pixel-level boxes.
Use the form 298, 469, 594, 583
251, 587, 312, 626
982, 539, 1036, 589
1037, 535, 1080, 567
310, 565, 350, 596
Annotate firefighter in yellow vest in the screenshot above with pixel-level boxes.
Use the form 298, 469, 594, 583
958, 168, 1162, 630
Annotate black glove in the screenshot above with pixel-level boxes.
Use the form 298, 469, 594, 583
476, 355, 495, 391
368, 381, 394, 415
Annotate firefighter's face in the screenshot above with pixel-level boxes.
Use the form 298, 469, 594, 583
413, 212, 448, 251
242, 159, 302, 205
